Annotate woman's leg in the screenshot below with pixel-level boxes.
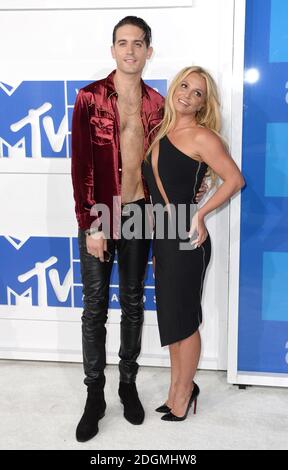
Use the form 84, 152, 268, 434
153, 256, 181, 409
166, 342, 180, 408
171, 330, 201, 417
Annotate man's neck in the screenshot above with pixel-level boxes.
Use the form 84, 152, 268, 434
114, 69, 142, 98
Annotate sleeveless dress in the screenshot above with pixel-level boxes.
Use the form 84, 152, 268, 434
143, 135, 211, 346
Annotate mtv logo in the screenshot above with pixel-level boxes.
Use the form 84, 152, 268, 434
0, 137, 26, 158
0, 82, 68, 161
7, 287, 32, 307
0, 81, 22, 97
0, 236, 73, 308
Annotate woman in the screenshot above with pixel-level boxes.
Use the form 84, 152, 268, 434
143, 66, 244, 421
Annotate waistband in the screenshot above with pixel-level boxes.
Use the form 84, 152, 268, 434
121, 198, 146, 207
121, 198, 147, 215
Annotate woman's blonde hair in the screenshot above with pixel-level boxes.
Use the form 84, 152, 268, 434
146, 66, 224, 187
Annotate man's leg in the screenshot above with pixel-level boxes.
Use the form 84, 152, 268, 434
76, 229, 115, 441
117, 200, 151, 424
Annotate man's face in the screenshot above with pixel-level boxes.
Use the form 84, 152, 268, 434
111, 24, 153, 75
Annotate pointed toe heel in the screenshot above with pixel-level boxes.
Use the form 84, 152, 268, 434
155, 403, 171, 413
161, 383, 200, 422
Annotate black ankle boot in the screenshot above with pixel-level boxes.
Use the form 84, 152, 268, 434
76, 377, 106, 442
118, 382, 145, 425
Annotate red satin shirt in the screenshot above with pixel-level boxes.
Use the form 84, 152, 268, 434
71, 70, 164, 237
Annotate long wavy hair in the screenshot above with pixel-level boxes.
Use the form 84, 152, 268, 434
146, 66, 225, 187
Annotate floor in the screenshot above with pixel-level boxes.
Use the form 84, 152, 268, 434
1, 360, 287, 450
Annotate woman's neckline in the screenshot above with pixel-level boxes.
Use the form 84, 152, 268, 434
164, 134, 205, 165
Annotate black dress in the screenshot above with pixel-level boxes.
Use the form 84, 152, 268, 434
143, 135, 211, 346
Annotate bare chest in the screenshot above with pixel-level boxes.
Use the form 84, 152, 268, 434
117, 104, 144, 170
118, 106, 144, 137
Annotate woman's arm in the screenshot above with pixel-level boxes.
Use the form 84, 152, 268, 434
189, 128, 245, 247
196, 128, 245, 221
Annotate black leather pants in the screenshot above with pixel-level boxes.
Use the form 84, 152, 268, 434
78, 199, 151, 385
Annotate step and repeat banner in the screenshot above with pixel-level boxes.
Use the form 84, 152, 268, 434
0, 0, 235, 369
228, 0, 288, 386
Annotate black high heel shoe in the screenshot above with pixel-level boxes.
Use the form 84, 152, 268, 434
156, 380, 194, 413
155, 403, 171, 413
161, 383, 200, 422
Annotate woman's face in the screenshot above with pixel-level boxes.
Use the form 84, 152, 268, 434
172, 72, 207, 117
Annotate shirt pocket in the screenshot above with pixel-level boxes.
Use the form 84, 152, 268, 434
148, 109, 164, 138
90, 107, 115, 145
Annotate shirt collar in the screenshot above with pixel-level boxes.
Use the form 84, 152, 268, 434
105, 69, 149, 100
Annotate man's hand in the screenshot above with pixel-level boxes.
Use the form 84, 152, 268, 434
86, 231, 107, 262
195, 178, 209, 203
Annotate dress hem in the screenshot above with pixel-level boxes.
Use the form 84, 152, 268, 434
160, 321, 202, 347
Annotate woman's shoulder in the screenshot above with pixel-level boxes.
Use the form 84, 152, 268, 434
194, 125, 217, 138
193, 126, 222, 146
177, 125, 217, 142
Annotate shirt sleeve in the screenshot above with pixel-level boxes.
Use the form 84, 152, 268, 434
71, 89, 98, 231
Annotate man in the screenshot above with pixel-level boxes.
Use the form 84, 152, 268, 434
71, 16, 164, 442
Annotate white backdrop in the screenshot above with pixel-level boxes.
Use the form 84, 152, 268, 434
0, 0, 244, 370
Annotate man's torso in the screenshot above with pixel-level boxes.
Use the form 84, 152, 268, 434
117, 97, 145, 204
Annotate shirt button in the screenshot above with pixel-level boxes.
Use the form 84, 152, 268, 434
119, 168, 122, 172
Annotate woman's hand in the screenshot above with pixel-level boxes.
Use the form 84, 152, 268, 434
189, 212, 208, 248
194, 178, 209, 203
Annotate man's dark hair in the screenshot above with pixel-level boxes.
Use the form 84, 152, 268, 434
112, 16, 152, 47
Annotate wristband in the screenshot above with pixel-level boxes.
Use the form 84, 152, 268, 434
85, 227, 100, 236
